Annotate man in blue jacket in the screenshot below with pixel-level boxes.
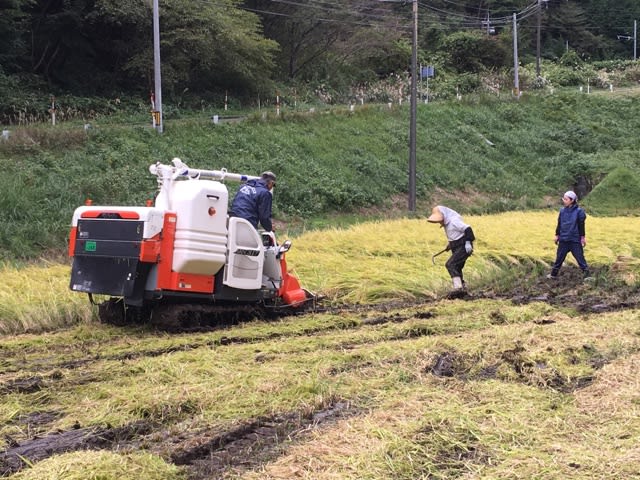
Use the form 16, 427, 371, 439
230, 171, 276, 232
547, 190, 591, 280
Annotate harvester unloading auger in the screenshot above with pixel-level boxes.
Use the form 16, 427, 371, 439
68, 158, 316, 330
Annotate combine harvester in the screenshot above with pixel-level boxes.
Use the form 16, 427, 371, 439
68, 158, 315, 330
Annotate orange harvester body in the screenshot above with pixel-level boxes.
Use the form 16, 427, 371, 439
69, 159, 312, 325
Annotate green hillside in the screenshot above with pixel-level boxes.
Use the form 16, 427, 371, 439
1, 90, 640, 260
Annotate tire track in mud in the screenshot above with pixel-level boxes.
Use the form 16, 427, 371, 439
0, 306, 423, 475
0, 421, 156, 476
169, 400, 355, 479
2, 304, 636, 477
0, 303, 426, 393
428, 343, 607, 394
483, 267, 640, 313
0, 400, 355, 478
0, 306, 439, 477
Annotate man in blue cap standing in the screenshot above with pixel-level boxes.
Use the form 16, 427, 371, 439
547, 190, 592, 280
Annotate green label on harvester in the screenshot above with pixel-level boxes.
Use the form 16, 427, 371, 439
85, 241, 97, 252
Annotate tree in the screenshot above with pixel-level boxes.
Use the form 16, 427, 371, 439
22, 0, 91, 87
246, 0, 352, 81
545, 1, 606, 60
9, 0, 277, 96
244, 0, 408, 83
3, 0, 639, 100
0, 0, 30, 73
93, 0, 278, 96
440, 31, 509, 73
583, 0, 640, 59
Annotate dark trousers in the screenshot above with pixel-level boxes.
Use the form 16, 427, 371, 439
551, 241, 589, 276
446, 245, 470, 280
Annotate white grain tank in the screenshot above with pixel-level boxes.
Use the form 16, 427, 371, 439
170, 179, 228, 275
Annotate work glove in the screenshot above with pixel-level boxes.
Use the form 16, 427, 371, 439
581, 236, 586, 247
554, 235, 559, 245
465, 241, 473, 254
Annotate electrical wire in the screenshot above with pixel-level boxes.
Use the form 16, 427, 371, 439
239, 0, 413, 28
237, 0, 545, 31
234, 0, 640, 39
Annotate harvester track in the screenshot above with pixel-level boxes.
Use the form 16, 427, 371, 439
96, 295, 319, 332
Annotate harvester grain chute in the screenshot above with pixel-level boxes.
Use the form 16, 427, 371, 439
68, 158, 315, 330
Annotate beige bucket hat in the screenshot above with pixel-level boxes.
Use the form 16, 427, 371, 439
427, 206, 443, 223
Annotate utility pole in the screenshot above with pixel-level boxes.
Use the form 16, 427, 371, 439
536, 0, 541, 77
635, 20, 637, 61
513, 13, 520, 97
379, 0, 418, 211
409, 0, 417, 212
152, 0, 163, 133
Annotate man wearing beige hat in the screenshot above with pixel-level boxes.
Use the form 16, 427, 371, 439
427, 205, 475, 296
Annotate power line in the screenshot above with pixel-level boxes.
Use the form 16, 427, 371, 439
237, 0, 546, 33
236, 0, 639, 40
238, 0, 412, 28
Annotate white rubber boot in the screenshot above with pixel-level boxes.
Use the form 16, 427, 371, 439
452, 277, 463, 290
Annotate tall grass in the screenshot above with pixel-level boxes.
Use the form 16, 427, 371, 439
1, 211, 638, 335
288, 211, 640, 303
0, 261, 91, 334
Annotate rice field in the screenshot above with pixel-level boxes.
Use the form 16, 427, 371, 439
0, 211, 639, 479
2, 211, 639, 334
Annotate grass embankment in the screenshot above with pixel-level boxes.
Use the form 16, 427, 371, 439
2, 90, 640, 259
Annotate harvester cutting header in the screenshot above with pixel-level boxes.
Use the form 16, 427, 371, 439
69, 158, 314, 329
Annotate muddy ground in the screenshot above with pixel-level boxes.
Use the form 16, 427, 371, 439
1, 266, 638, 478
477, 265, 640, 314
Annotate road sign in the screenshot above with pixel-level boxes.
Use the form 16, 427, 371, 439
421, 66, 435, 79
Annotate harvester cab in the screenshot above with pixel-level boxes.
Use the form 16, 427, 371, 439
68, 158, 314, 328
